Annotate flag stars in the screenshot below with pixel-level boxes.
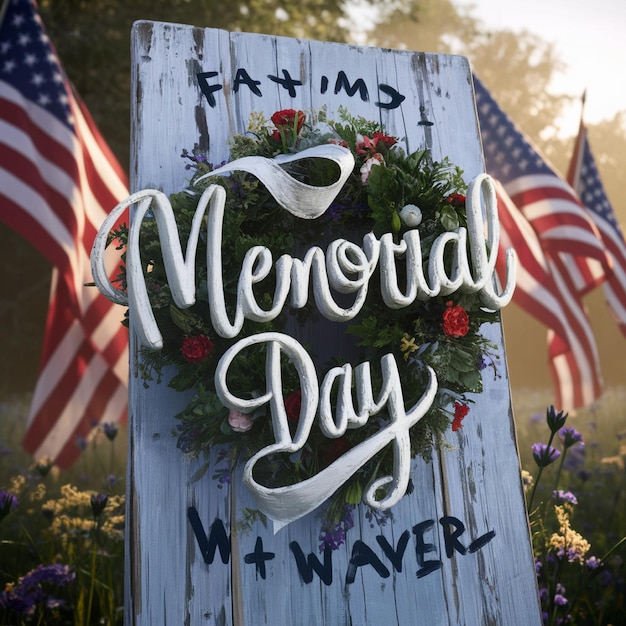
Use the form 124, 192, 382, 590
2, 59, 16, 73
31, 73, 45, 86
24, 53, 38, 66
17, 33, 32, 47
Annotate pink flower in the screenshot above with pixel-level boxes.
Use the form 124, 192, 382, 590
228, 409, 253, 433
360, 153, 384, 183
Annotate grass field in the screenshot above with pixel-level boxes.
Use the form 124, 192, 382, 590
1, 387, 624, 624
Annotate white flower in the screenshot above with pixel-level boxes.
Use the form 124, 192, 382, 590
399, 204, 422, 227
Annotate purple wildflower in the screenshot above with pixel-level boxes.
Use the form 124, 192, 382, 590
554, 593, 568, 606
532, 442, 561, 467
212, 461, 231, 489
553, 490, 578, 505
102, 422, 118, 441
586, 555, 601, 569
75, 435, 88, 451
0, 490, 18, 521
105, 474, 118, 489
0, 564, 75, 617
563, 443, 586, 471
90, 493, 109, 518
546, 405, 568, 433
559, 426, 584, 449
319, 504, 355, 552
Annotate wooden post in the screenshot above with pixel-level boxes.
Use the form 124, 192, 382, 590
122, 21, 541, 625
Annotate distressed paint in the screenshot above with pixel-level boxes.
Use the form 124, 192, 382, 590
125, 21, 542, 625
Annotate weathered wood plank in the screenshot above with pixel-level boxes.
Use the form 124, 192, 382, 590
126, 21, 541, 625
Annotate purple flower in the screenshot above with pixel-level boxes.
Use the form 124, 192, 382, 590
563, 444, 586, 471
0, 564, 75, 617
546, 405, 568, 433
90, 493, 109, 518
532, 442, 561, 467
102, 422, 118, 441
585, 556, 601, 569
0, 490, 18, 521
75, 435, 88, 451
553, 490, 578, 505
319, 504, 355, 552
559, 426, 583, 449
21, 564, 75, 587
553, 593, 568, 606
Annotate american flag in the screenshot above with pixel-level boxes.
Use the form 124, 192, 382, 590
567, 120, 626, 338
474, 76, 610, 409
0, 0, 129, 468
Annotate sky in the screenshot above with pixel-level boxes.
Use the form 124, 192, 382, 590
458, 0, 626, 136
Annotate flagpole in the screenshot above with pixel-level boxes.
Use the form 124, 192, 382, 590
0, 0, 10, 31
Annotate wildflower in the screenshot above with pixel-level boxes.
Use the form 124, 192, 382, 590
563, 443, 586, 471
0, 564, 75, 617
228, 409, 253, 433
400, 333, 418, 360
75, 435, 88, 451
554, 593, 568, 606
0, 489, 18, 521
549, 505, 591, 564
559, 426, 583, 449
34, 456, 54, 477
441, 301, 469, 338
521, 470, 533, 493
452, 402, 469, 432
90, 493, 109, 519
585, 555, 601, 569
546, 405, 568, 433
532, 442, 561, 467
181, 334, 214, 364
553, 490, 578, 505
102, 422, 119, 441
399, 204, 422, 227
319, 504, 355, 552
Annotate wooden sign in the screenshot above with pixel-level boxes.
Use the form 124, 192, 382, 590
95, 21, 541, 625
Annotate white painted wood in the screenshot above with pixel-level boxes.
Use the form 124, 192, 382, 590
126, 21, 542, 625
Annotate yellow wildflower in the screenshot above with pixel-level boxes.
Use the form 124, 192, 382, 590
400, 333, 418, 360
549, 505, 591, 564
29, 483, 46, 502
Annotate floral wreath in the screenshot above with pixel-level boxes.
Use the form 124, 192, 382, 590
107, 107, 502, 549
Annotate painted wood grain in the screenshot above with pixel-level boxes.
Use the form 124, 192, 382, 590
126, 21, 542, 625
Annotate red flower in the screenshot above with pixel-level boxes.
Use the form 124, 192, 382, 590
271, 109, 305, 134
446, 193, 466, 208
372, 132, 396, 149
452, 402, 469, 432
442, 301, 469, 338
284, 390, 302, 423
181, 334, 214, 364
